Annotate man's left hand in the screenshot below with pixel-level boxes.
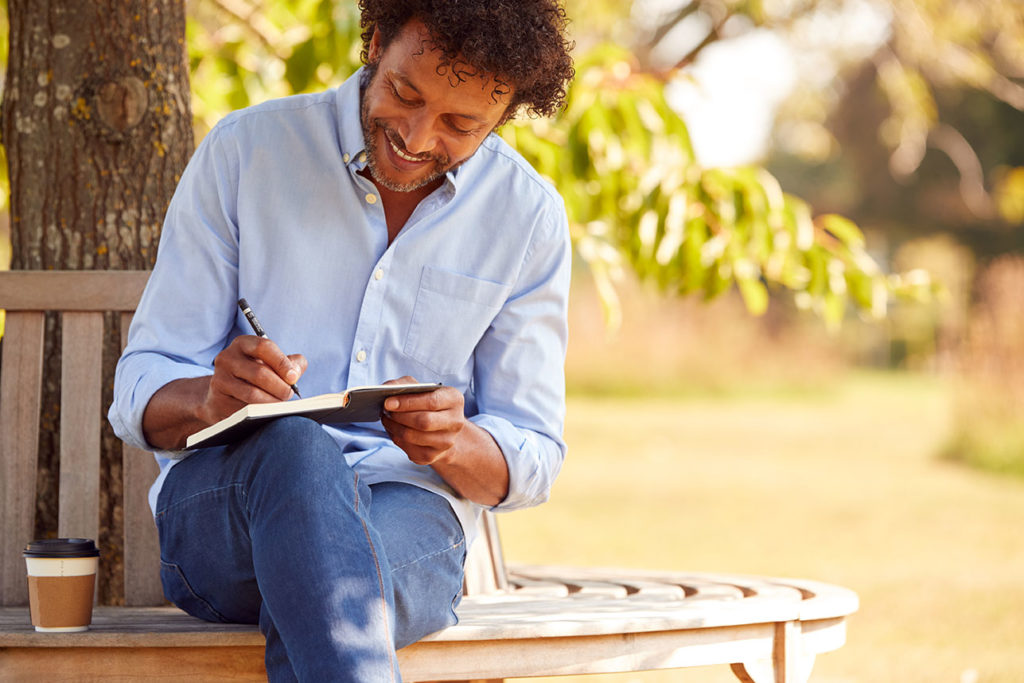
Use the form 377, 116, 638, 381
381, 377, 466, 467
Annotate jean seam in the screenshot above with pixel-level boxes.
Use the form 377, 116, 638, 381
160, 560, 233, 623
354, 473, 398, 683
155, 482, 246, 518
390, 538, 466, 573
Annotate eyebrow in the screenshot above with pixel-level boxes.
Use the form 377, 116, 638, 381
387, 71, 489, 125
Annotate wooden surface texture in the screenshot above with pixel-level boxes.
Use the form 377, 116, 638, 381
119, 311, 165, 606
0, 311, 45, 606
57, 311, 104, 543
0, 565, 856, 680
0, 271, 150, 311
0, 567, 857, 644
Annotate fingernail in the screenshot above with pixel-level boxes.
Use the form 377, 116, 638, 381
286, 368, 299, 382
384, 398, 398, 410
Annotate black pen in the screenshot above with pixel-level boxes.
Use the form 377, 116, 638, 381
237, 298, 302, 398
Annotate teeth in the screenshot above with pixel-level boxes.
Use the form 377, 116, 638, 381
389, 136, 424, 162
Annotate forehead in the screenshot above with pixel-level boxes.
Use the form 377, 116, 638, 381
379, 20, 512, 112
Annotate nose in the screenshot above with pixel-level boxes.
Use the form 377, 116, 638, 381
400, 111, 438, 156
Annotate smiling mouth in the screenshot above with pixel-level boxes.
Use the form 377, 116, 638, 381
387, 131, 429, 163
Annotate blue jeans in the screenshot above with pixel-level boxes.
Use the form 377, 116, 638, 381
155, 417, 466, 682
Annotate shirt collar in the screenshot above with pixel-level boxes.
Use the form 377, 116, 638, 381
334, 67, 474, 195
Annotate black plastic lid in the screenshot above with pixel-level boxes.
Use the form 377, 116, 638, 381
23, 538, 100, 558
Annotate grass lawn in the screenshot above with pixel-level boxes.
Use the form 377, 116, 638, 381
498, 370, 1024, 683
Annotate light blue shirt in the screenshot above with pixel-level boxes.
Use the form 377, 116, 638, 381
108, 69, 571, 543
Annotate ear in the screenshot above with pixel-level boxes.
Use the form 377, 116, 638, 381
367, 26, 383, 64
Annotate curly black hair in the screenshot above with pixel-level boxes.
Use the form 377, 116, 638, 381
358, 0, 575, 122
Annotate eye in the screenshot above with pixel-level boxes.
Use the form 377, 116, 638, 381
389, 83, 417, 107
446, 118, 477, 136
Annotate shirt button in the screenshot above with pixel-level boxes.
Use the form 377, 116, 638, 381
365, 193, 377, 205
343, 153, 350, 163
356, 350, 367, 363
359, 153, 367, 163
374, 268, 384, 281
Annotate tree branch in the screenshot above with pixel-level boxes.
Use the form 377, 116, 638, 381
985, 70, 1024, 111
672, 12, 732, 70
649, 1, 703, 47
928, 123, 996, 219
206, 0, 282, 56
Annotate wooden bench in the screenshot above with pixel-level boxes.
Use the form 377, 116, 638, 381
0, 270, 859, 682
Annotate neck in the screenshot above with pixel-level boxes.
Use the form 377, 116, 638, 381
360, 168, 443, 244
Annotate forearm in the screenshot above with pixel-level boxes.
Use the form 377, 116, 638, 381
142, 376, 214, 451
431, 421, 509, 507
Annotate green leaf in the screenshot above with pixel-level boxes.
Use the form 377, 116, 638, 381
822, 291, 846, 332
819, 214, 866, 248
737, 275, 769, 315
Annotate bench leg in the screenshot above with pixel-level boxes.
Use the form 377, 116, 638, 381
729, 621, 815, 683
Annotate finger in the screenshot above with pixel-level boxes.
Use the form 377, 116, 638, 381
384, 385, 458, 413
287, 353, 308, 375
286, 354, 308, 386
208, 366, 284, 406
381, 376, 425, 410
382, 416, 451, 461
229, 357, 295, 401
216, 336, 295, 401
382, 407, 450, 433
238, 336, 304, 385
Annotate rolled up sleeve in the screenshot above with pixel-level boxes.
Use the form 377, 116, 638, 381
470, 201, 572, 512
107, 122, 240, 457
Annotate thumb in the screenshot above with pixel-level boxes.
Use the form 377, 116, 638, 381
285, 354, 308, 383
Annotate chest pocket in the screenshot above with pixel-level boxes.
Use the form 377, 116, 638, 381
404, 266, 511, 376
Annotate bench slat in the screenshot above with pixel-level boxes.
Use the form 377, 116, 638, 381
57, 312, 104, 542
123, 448, 163, 605
121, 312, 165, 606
0, 312, 45, 606
463, 509, 508, 596
0, 271, 150, 311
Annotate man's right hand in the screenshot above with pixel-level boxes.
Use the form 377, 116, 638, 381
142, 335, 307, 450
199, 335, 307, 424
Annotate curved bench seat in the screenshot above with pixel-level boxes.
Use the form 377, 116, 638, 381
1, 565, 857, 682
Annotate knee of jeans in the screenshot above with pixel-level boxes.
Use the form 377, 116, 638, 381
246, 418, 337, 471
242, 417, 357, 497
249, 416, 331, 450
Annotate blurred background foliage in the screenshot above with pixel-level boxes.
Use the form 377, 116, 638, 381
185, 0, 937, 331
184, 0, 1024, 479
2, 0, 1023, 477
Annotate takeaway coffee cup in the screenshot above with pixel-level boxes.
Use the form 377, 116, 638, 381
23, 538, 100, 632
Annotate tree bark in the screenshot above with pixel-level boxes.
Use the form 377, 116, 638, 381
2, 0, 193, 604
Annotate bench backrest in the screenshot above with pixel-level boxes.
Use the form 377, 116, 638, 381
0, 271, 507, 607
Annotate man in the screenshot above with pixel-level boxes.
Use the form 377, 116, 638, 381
109, 0, 574, 680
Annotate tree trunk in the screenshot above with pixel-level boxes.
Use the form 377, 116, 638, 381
2, 0, 193, 604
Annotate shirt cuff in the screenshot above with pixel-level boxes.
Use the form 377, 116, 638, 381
109, 357, 213, 458
470, 413, 564, 512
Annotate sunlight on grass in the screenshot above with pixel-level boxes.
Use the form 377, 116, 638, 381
500, 371, 1024, 683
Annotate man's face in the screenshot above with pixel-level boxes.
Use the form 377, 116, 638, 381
360, 20, 513, 193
